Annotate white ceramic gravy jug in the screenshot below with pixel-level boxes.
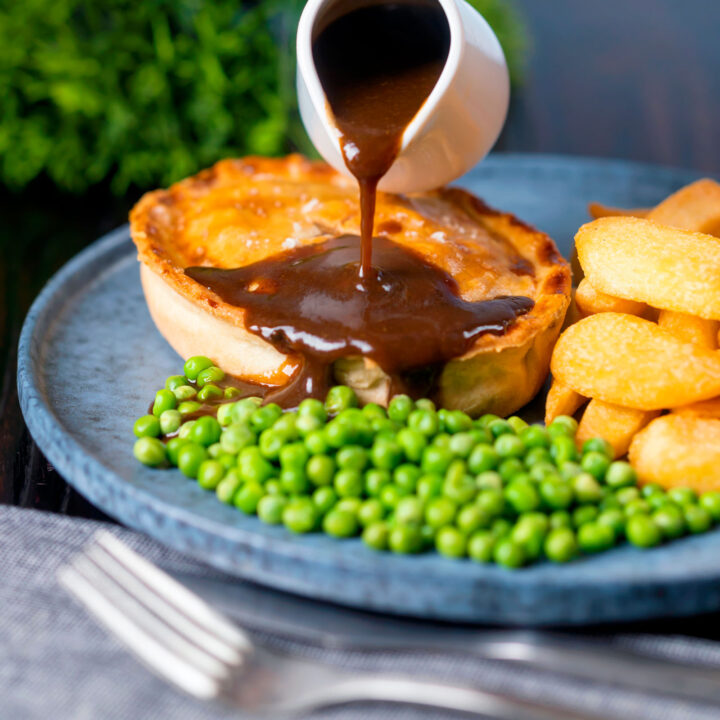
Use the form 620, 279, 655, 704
296, 0, 510, 194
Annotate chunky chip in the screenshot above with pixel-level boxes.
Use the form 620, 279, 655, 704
629, 415, 720, 491
576, 399, 658, 459
576, 217, 720, 320
587, 202, 649, 220
550, 313, 720, 410
574, 278, 647, 317
647, 178, 720, 235
672, 396, 720, 418
657, 311, 718, 350
545, 380, 586, 425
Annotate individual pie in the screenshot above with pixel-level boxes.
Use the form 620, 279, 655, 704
130, 154, 571, 416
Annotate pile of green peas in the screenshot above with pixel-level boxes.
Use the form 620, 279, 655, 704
132, 356, 720, 568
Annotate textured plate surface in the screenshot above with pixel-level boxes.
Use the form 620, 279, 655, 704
18, 154, 720, 625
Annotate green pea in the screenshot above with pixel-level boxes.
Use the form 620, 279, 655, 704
624, 498, 651, 517
165, 437, 188, 466
455, 504, 487, 534
476, 471, 503, 491
177, 442, 207, 478
231, 397, 262, 423
647, 493, 672, 510
477, 413, 501, 429
389, 524, 423, 554
165, 375, 187, 391
573, 473, 603, 504
685, 505, 712, 534
234, 482, 264, 514
264, 480, 283, 496
258, 429, 283, 460
335, 445, 367, 472
218, 453, 237, 471
653, 505, 686, 539
528, 461, 558, 483
133, 414, 161, 439
396, 428, 427, 462
572, 505, 598, 528
196, 365, 225, 388
468, 530, 495, 563
207, 442, 223, 459
358, 498, 385, 526
133, 437, 166, 467
668, 486, 698, 507
700, 491, 720, 521
258, 495, 287, 525
498, 458, 525, 482
447, 432, 475, 459
550, 435, 579, 465
197, 384, 222, 402
600, 492, 622, 511
334, 469, 364, 497
178, 420, 195, 439
279, 442, 309, 470
152, 389, 177, 417
295, 414, 322, 437
250, 404, 282, 432
465, 443, 496, 474
325, 385, 358, 414
626, 514, 661, 548
505, 480, 540, 514
577, 522, 614, 554
476, 488, 505, 518
597, 508, 626, 539
215, 470, 242, 504
511, 517, 546, 560
549, 510, 572, 529
582, 437, 613, 457
416, 472, 443, 501
238, 447, 275, 484
282, 498, 318, 533
424, 497, 456, 528
304, 429, 330, 455
395, 497, 424, 526
493, 538, 526, 568
312, 486, 338, 515
444, 410, 473, 434
361, 403, 386, 421
220, 424, 255, 454
323, 418, 353, 449
545, 527, 578, 563
520, 424, 550, 449
408, 409, 440, 437
491, 517, 513, 539
178, 401, 201, 416
559, 461, 582, 481
524, 447, 553, 467
365, 468, 392, 497
304, 455, 334, 487
280, 467, 309, 495
172, 385, 197, 401
189, 415, 221, 447
371, 437, 404, 470
298, 398, 327, 423
616, 486, 640, 505
540, 478, 573, 510
216, 402, 236, 427
272, 413, 299, 442
580, 451, 610, 481
605, 461, 637, 488
494, 433, 525, 459
323, 509, 359, 538
436, 526, 466, 558
548, 415, 578, 437
415, 398, 436, 412
197, 460, 225, 490
371, 417, 399, 437
391, 463, 420, 493
183, 356, 213, 381
420, 445, 453, 475
507, 416, 529, 434
159, 409, 182, 435
443, 473, 477, 505
388, 394, 414, 423
224, 387, 241, 399
641, 483, 665, 499
363, 522, 389, 551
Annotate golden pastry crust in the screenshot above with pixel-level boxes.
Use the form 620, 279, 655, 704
130, 155, 571, 415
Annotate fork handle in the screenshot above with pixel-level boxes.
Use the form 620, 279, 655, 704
289, 675, 608, 720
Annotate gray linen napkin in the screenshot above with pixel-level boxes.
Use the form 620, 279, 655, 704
1, 505, 719, 720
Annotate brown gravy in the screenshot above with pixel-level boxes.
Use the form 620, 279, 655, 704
186, 235, 533, 407
312, 1, 450, 277
183, 0, 534, 408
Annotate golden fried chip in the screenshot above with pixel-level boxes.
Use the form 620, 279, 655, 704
545, 380, 586, 425
587, 202, 649, 220
657, 310, 718, 350
576, 217, 720, 320
672, 396, 720, 418
647, 178, 720, 236
550, 313, 720, 410
629, 415, 720, 491
576, 399, 658, 459
574, 278, 647, 317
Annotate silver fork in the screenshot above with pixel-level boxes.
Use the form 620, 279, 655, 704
58, 531, 607, 720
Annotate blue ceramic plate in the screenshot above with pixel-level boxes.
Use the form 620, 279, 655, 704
18, 154, 720, 626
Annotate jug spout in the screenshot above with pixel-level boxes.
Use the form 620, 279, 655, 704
297, 0, 510, 194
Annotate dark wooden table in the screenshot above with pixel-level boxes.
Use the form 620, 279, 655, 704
2, 0, 720, 629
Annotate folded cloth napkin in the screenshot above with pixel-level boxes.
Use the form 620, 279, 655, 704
1, 505, 720, 720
